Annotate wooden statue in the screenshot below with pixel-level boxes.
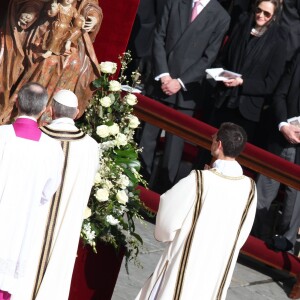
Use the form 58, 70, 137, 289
42, 0, 84, 58
0, 0, 103, 124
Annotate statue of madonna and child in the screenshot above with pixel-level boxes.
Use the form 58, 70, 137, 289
0, 0, 103, 124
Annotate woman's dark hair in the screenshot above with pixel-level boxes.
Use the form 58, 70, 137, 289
253, 0, 282, 23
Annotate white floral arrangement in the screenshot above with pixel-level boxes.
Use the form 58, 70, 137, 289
79, 53, 146, 266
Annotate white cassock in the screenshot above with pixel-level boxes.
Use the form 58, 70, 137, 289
11, 118, 99, 300
136, 160, 257, 300
0, 124, 64, 296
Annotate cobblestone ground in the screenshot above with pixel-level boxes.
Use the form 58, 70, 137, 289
112, 220, 295, 300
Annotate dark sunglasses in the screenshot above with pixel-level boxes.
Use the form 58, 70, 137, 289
255, 7, 272, 18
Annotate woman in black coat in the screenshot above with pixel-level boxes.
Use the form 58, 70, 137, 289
209, 0, 287, 143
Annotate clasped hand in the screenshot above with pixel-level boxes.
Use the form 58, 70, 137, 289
161, 76, 181, 96
280, 124, 300, 144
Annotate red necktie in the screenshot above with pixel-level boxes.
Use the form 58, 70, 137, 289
190, 1, 201, 22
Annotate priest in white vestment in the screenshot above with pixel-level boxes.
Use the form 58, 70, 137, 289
11, 90, 99, 300
0, 83, 64, 300
136, 122, 257, 300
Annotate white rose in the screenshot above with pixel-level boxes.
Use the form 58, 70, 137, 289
99, 61, 117, 74
108, 123, 120, 135
100, 96, 112, 107
96, 125, 109, 138
100, 141, 115, 150
106, 215, 120, 225
83, 207, 92, 219
94, 172, 101, 184
103, 179, 113, 190
95, 188, 109, 202
118, 175, 130, 189
109, 80, 121, 92
116, 190, 128, 205
125, 93, 137, 106
115, 133, 127, 146
128, 115, 140, 129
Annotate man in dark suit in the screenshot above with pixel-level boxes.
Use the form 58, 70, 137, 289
139, 0, 230, 193
280, 0, 300, 61
126, 0, 159, 87
253, 52, 300, 252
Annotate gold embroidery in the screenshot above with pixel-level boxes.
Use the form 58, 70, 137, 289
32, 141, 70, 299
217, 179, 256, 299
40, 125, 85, 140
173, 170, 203, 300
148, 260, 169, 299
210, 168, 245, 180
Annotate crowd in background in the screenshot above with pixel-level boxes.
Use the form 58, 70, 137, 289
127, 0, 300, 254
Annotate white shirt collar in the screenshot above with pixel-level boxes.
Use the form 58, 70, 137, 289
17, 116, 37, 122
212, 159, 243, 177
193, 0, 210, 7
48, 117, 78, 131
51, 117, 75, 126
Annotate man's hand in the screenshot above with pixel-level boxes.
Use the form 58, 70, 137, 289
160, 75, 172, 85
162, 79, 181, 96
280, 124, 300, 144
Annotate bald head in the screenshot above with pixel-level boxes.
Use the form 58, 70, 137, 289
17, 82, 48, 117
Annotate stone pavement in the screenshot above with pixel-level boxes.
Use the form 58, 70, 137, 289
112, 219, 296, 300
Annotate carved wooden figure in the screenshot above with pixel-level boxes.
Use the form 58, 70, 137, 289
0, 0, 103, 124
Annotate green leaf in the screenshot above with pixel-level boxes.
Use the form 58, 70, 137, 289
128, 160, 141, 170
130, 232, 143, 245
113, 149, 138, 160
106, 120, 114, 126
93, 78, 102, 88
123, 168, 138, 184
114, 157, 136, 165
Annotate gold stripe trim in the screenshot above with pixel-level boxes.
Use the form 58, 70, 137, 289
210, 168, 245, 180
173, 170, 203, 300
148, 260, 169, 299
40, 125, 85, 141
216, 179, 256, 299
32, 141, 70, 299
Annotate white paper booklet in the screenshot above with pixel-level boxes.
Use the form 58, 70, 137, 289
205, 68, 242, 81
287, 116, 300, 128
121, 85, 142, 93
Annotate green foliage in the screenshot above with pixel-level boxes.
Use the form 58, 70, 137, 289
79, 53, 147, 268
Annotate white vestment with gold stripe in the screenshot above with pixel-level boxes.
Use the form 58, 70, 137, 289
11, 118, 99, 300
0, 125, 63, 296
136, 160, 257, 300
